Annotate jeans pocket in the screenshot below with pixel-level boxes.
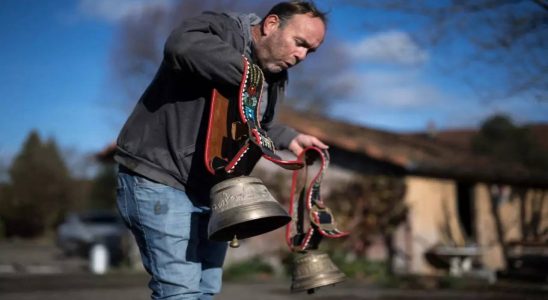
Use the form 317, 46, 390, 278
133, 181, 193, 240
116, 173, 132, 227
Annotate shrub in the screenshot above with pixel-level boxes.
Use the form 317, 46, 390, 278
223, 256, 275, 281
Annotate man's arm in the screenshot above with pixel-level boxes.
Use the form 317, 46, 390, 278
264, 123, 299, 150
288, 133, 328, 156
266, 123, 327, 156
163, 13, 244, 89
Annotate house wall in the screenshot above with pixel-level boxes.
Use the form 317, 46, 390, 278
474, 184, 505, 270
522, 189, 548, 241
395, 180, 547, 274
399, 176, 466, 274
475, 184, 548, 271
251, 159, 548, 276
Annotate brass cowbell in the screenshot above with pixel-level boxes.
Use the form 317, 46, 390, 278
208, 176, 291, 243
291, 251, 346, 293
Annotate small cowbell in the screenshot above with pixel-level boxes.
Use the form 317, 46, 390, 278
290, 251, 346, 293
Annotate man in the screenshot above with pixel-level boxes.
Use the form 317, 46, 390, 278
115, 2, 328, 299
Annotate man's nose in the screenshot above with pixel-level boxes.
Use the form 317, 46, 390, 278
295, 48, 307, 63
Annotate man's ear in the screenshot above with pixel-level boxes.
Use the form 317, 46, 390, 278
262, 14, 280, 36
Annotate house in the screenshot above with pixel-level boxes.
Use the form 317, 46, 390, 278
277, 107, 548, 277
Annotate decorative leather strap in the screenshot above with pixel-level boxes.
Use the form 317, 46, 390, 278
286, 147, 348, 252
205, 56, 303, 176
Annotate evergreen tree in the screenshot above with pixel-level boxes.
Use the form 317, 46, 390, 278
1, 130, 72, 237
472, 114, 548, 172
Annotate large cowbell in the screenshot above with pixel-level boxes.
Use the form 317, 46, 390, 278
208, 176, 291, 242
291, 251, 346, 294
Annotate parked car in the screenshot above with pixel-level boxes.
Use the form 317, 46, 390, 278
56, 210, 129, 271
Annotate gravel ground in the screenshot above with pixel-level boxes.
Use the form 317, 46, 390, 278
1, 239, 546, 300
1, 274, 547, 300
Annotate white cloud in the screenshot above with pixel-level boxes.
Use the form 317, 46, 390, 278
328, 66, 507, 131
367, 71, 445, 108
348, 30, 429, 66
78, 0, 174, 23
341, 70, 446, 109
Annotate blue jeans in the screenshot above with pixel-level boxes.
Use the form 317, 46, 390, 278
117, 169, 227, 300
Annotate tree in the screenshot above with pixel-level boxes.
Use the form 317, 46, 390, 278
471, 114, 548, 267
472, 114, 548, 172
328, 175, 408, 275
0, 151, 8, 183
1, 131, 72, 237
88, 164, 117, 209
342, 0, 547, 102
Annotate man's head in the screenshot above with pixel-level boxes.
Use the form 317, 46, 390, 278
252, 1, 327, 74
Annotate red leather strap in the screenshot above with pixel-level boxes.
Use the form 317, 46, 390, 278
286, 147, 348, 252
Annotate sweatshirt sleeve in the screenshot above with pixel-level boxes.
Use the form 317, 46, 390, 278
265, 124, 299, 150
163, 13, 244, 89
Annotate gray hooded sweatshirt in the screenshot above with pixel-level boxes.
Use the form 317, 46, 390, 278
114, 12, 298, 201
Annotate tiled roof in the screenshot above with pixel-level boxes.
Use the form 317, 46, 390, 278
277, 107, 548, 187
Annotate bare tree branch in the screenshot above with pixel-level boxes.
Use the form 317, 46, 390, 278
533, 0, 548, 11
341, 0, 548, 103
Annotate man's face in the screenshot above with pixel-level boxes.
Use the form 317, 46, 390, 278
255, 13, 325, 74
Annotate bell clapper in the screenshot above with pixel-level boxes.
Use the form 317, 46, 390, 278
229, 235, 240, 248
307, 288, 315, 294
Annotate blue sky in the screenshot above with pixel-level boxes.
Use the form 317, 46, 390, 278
0, 0, 119, 159
1, 0, 547, 165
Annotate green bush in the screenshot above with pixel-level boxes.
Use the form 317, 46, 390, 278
223, 256, 275, 281
329, 250, 411, 287
331, 252, 388, 280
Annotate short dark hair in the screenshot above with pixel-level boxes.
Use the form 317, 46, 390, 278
265, 1, 328, 28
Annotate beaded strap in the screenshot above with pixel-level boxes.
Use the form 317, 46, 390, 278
286, 147, 348, 252
205, 56, 302, 176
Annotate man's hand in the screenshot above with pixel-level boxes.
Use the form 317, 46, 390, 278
288, 133, 328, 156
